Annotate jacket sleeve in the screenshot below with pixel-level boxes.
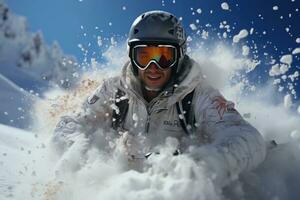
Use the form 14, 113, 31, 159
192, 85, 266, 187
51, 79, 115, 154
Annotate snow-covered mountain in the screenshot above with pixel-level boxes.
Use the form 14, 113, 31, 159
0, 1, 80, 92
0, 1, 84, 128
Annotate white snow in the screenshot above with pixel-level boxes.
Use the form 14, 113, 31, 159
187, 36, 193, 42
97, 36, 103, 47
221, 2, 229, 10
290, 130, 300, 139
289, 71, 299, 82
292, 47, 300, 54
298, 105, 300, 114
250, 28, 254, 35
280, 54, 293, 65
284, 94, 292, 109
269, 64, 281, 76
273, 6, 279, 11
280, 64, 289, 74
201, 30, 209, 39
189, 23, 197, 31
132, 113, 138, 121
242, 45, 250, 56
196, 8, 202, 14
233, 29, 249, 43
296, 38, 300, 43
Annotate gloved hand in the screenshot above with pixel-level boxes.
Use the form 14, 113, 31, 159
52, 116, 83, 151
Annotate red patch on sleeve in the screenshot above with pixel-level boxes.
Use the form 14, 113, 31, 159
211, 96, 235, 120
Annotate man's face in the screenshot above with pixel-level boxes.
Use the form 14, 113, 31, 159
138, 62, 172, 90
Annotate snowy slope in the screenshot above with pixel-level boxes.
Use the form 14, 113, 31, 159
0, 124, 49, 200
1, 122, 300, 200
0, 73, 37, 128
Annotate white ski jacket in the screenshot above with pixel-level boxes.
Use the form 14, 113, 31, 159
52, 56, 266, 187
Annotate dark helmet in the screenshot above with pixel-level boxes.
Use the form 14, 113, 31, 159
128, 10, 187, 76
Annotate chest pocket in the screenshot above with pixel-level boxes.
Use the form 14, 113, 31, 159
112, 88, 196, 135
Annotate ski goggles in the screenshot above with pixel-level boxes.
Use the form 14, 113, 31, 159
132, 45, 177, 70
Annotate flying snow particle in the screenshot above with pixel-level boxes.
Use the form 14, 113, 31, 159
245, 59, 260, 72
221, 2, 230, 10
290, 130, 300, 139
196, 8, 202, 14
280, 54, 293, 65
280, 64, 289, 74
284, 94, 292, 109
269, 64, 281, 76
288, 71, 299, 82
110, 37, 117, 46
298, 105, 300, 114
97, 36, 102, 47
250, 28, 254, 35
108, 22, 112, 26
273, 6, 279, 11
190, 24, 197, 31
282, 75, 287, 80
122, 6, 126, 10
292, 48, 300, 54
273, 79, 281, 85
201, 30, 209, 39
187, 36, 193, 42
297, 38, 300, 43
278, 86, 284, 92
110, 104, 120, 115
132, 113, 138, 121
242, 45, 250, 56
233, 29, 249, 43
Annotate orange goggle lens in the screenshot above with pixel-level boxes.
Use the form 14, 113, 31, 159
133, 45, 177, 70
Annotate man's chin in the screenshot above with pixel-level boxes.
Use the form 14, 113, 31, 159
144, 85, 162, 92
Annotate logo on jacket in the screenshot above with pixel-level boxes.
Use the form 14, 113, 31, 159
164, 120, 180, 127
212, 96, 236, 120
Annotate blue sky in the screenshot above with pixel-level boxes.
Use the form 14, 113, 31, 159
5, 0, 300, 99
6, 0, 300, 58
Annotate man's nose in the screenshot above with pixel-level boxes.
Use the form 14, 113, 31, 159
146, 62, 160, 72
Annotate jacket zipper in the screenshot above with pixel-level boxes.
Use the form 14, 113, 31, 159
145, 114, 150, 133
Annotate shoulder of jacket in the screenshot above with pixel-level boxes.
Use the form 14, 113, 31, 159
86, 76, 122, 105
194, 82, 221, 99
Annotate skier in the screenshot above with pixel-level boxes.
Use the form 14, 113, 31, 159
52, 10, 266, 187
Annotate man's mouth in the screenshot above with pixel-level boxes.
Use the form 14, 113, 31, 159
146, 74, 162, 81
